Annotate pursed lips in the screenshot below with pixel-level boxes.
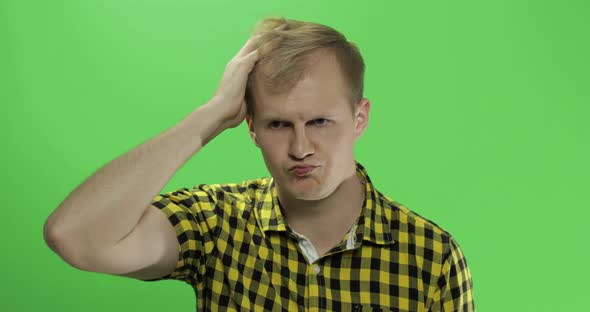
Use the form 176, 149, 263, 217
289, 165, 317, 171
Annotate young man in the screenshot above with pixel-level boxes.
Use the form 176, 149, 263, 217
44, 17, 475, 311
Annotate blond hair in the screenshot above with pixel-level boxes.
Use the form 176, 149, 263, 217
245, 17, 365, 122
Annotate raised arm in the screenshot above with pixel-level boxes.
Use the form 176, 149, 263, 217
43, 24, 287, 279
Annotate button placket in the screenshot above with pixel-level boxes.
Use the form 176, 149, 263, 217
306, 263, 320, 310
313, 264, 321, 274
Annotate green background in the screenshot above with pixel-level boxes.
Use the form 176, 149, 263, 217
2, 0, 588, 311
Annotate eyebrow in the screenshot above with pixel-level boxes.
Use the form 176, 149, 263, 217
258, 114, 337, 124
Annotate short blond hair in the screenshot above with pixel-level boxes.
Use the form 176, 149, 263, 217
245, 16, 365, 121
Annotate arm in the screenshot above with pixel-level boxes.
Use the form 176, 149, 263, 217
42, 24, 286, 276
43, 101, 225, 272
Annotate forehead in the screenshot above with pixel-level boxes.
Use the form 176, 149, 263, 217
253, 50, 350, 120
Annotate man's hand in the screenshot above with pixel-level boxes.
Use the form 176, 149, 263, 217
209, 23, 287, 130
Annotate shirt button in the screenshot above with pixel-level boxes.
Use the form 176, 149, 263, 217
313, 264, 321, 274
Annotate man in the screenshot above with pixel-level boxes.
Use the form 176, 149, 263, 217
44, 17, 475, 311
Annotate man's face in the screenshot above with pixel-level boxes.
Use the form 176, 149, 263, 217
246, 49, 370, 201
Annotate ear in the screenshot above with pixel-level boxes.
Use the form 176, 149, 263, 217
353, 98, 371, 142
245, 114, 260, 148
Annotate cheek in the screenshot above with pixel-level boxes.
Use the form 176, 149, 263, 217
328, 130, 356, 157
321, 127, 352, 145
258, 137, 283, 159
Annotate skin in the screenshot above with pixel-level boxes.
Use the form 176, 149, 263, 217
245, 48, 371, 256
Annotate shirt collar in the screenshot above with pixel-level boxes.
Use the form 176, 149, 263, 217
254, 160, 396, 246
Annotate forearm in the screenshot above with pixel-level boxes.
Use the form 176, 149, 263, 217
44, 100, 227, 253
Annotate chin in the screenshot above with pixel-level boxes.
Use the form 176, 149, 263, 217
291, 181, 334, 201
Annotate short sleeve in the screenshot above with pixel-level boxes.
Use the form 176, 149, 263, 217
430, 236, 476, 311
141, 185, 218, 285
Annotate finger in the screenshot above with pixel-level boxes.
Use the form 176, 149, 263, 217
242, 47, 261, 67
258, 37, 283, 56
236, 34, 264, 59
237, 23, 287, 58
273, 23, 288, 31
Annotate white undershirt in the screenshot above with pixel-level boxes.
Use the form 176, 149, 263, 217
289, 222, 357, 264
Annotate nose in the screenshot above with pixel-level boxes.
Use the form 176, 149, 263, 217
288, 124, 314, 160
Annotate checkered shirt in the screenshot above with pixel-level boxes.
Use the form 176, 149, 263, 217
142, 160, 475, 311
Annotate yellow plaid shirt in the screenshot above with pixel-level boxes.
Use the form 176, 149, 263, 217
143, 161, 475, 311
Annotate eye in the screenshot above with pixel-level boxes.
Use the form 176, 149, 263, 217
312, 118, 329, 126
268, 121, 284, 129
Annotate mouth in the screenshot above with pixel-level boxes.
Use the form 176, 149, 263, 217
290, 166, 317, 176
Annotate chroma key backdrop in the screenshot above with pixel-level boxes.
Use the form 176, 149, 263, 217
1, 0, 588, 311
